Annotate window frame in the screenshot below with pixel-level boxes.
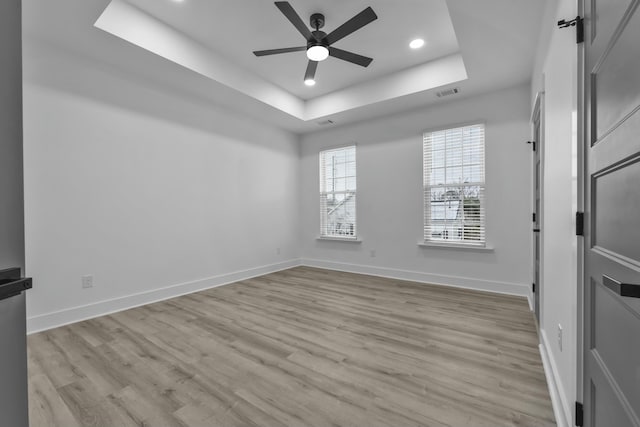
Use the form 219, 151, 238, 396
422, 122, 486, 248
319, 145, 358, 240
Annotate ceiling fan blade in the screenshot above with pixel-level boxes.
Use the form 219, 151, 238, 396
304, 60, 318, 81
328, 47, 373, 67
253, 46, 307, 56
275, 2, 313, 40
324, 7, 377, 45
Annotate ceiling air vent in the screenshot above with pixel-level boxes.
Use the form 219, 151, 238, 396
436, 87, 460, 98
317, 119, 335, 126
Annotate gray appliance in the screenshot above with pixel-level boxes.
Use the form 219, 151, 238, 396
0, 268, 31, 427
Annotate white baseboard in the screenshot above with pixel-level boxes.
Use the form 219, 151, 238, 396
539, 330, 571, 427
28, 258, 531, 333
27, 259, 302, 334
299, 258, 530, 300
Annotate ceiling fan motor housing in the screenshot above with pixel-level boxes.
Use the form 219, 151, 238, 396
308, 30, 328, 49
310, 13, 325, 30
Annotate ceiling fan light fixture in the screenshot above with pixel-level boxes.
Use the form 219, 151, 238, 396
253, 3, 378, 83
307, 45, 329, 61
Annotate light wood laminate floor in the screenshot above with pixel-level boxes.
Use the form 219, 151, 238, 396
28, 267, 555, 426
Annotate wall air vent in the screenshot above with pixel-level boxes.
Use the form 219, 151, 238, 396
317, 119, 335, 126
436, 87, 460, 98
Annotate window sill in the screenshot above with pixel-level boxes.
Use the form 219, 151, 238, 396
317, 236, 362, 243
418, 242, 494, 252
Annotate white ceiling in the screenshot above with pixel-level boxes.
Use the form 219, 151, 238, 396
123, 0, 460, 99
22, 0, 547, 134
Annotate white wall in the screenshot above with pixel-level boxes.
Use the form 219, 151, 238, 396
23, 42, 300, 333
531, 0, 580, 425
299, 85, 533, 297
531, 0, 560, 103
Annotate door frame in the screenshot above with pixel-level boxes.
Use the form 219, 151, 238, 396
576, 0, 586, 411
531, 91, 545, 325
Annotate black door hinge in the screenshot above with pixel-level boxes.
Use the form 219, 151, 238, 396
576, 212, 585, 236
532, 212, 537, 223
527, 140, 537, 151
532, 283, 536, 293
575, 401, 584, 426
558, 16, 584, 44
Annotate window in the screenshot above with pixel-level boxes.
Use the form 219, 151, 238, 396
320, 146, 356, 238
423, 124, 485, 246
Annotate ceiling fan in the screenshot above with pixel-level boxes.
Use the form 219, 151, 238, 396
253, 1, 378, 86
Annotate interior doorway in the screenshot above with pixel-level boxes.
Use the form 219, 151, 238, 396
531, 92, 544, 322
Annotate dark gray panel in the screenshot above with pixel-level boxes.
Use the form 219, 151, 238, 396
592, 105, 640, 171
595, 7, 640, 139
593, 157, 640, 264
591, 368, 637, 427
585, 1, 640, 426
594, 282, 640, 411
592, 0, 634, 45
0, 0, 24, 269
0, 294, 29, 427
0, 2, 28, 426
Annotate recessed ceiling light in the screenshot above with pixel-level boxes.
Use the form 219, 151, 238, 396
172, 0, 185, 3
409, 38, 425, 49
304, 78, 316, 87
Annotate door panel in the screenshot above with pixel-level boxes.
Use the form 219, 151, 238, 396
593, 108, 640, 170
584, 0, 640, 426
592, 156, 640, 263
591, 0, 634, 46
595, 8, 640, 138
589, 370, 637, 427
592, 280, 640, 404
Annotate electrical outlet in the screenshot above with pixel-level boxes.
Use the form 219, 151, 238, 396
82, 275, 94, 289
370, 249, 376, 258
557, 324, 563, 351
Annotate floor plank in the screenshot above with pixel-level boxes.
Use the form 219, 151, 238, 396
28, 266, 555, 426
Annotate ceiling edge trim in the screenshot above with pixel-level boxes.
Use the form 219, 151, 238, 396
94, 0, 306, 119
304, 54, 468, 120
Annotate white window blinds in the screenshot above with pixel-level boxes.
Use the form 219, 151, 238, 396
320, 146, 357, 238
423, 124, 485, 245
